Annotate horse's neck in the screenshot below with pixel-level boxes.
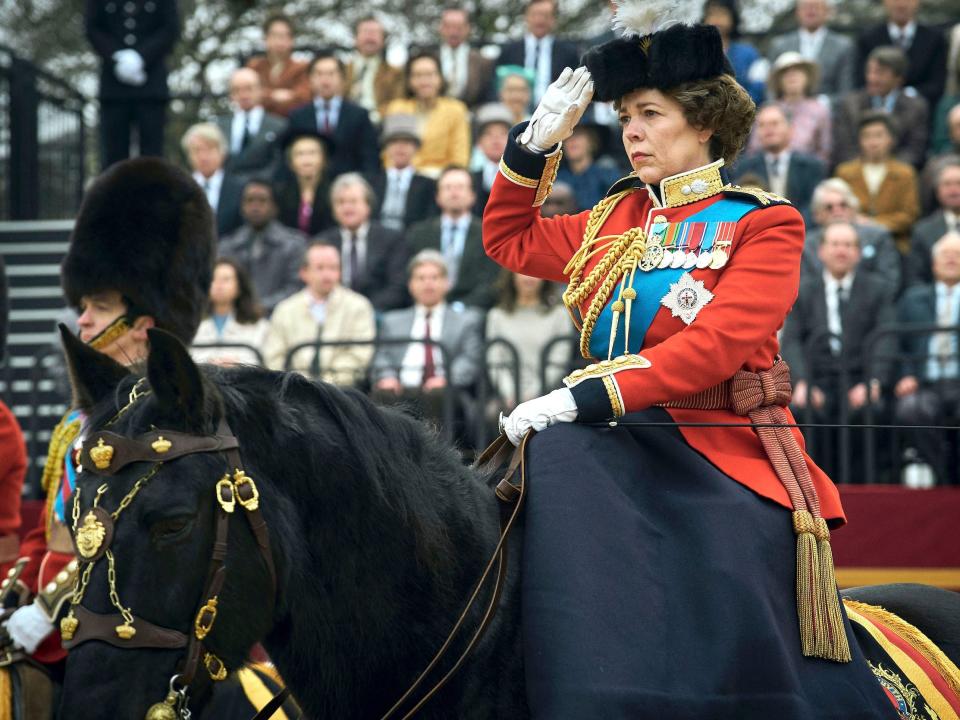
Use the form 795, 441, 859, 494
265, 458, 507, 717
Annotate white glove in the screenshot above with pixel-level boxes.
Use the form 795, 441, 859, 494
518, 66, 594, 154
5, 602, 54, 654
500, 388, 578, 446
112, 49, 146, 86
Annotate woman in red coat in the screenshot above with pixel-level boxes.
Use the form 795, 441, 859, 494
483, 11, 898, 720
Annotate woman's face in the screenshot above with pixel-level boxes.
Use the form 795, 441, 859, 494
500, 76, 531, 115
289, 137, 325, 178
859, 122, 894, 162
778, 67, 809, 97
409, 57, 442, 101
210, 263, 240, 307
619, 88, 713, 186
513, 273, 544, 296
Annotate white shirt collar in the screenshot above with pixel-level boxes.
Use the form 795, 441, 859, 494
415, 301, 446, 318
888, 21, 916, 42
822, 269, 855, 292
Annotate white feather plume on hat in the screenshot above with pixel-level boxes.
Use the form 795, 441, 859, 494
611, 0, 700, 38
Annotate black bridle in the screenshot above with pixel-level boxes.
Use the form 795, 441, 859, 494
62, 417, 281, 719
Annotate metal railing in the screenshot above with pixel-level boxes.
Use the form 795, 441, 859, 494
0, 44, 86, 220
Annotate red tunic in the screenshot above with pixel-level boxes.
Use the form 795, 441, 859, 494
483, 134, 844, 522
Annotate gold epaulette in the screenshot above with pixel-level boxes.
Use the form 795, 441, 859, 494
35, 558, 79, 623
721, 184, 792, 207
41, 413, 82, 541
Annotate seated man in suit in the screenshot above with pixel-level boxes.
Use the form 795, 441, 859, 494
834, 46, 928, 168
288, 52, 380, 179
371, 249, 484, 430
344, 16, 404, 123
909, 160, 960, 285
766, 0, 856, 98
471, 103, 513, 215
781, 220, 896, 479
894, 232, 960, 486
802, 177, 901, 296
434, 6, 494, 109
735, 104, 824, 218
406, 166, 501, 309
245, 14, 311, 117
215, 68, 287, 183
313, 173, 410, 311
495, 0, 579, 107
181, 122, 244, 237
263, 241, 375, 385
856, 0, 946, 111
218, 179, 306, 313
366, 114, 437, 232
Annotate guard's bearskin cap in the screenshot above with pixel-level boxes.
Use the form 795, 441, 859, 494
61, 157, 215, 344
583, 24, 733, 102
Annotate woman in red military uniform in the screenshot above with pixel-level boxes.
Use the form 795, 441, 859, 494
483, 8, 899, 720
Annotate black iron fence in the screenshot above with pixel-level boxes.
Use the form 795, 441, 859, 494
0, 44, 86, 221
17, 327, 960, 491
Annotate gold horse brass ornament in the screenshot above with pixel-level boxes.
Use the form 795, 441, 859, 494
76, 511, 107, 559
145, 692, 179, 720
89, 437, 114, 469
60, 614, 79, 641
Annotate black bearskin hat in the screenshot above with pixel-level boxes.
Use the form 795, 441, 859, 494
583, 23, 734, 102
61, 157, 215, 344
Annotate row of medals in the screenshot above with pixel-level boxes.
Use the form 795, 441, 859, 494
638, 239, 731, 272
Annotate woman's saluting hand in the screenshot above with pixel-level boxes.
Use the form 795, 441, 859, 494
519, 66, 594, 153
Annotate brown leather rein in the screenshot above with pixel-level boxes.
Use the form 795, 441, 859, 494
62, 418, 530, 720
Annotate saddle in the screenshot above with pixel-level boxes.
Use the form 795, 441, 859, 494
845, 599, 960, 719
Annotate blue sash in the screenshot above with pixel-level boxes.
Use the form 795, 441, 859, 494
53, 409, 82, 525
588, 198, 757, 359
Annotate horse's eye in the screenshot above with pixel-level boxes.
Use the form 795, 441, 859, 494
151, 516, 193, 542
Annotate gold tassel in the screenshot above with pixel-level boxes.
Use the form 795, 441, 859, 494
794, 511, 821, 658
815, 518, 852, 662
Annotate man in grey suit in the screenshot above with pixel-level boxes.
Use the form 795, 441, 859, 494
372, 249, 484, 427
215, 68, 287, 182
802, 178, 901, 296
423, 6, 494, 109
909, 161, 960, 285
766, 0, 856, 98
833, 46, 928, 168
406, 166, 501, 309
218, 179, 306, 312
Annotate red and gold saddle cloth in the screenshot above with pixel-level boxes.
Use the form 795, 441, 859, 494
845, 599, 960, 719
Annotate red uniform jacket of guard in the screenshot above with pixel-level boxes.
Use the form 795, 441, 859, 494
483, 149, 844, 523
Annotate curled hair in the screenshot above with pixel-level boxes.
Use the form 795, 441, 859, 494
665, 74, 756, 165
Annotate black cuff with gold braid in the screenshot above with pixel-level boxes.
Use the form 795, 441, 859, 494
500, 122, 563, 207
570, 376, 624, 423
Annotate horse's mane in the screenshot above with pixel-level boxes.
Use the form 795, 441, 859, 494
88, 366, 481, 599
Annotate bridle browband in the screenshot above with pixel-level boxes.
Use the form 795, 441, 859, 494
62, 413, 280, 719
61, 379, 529, 720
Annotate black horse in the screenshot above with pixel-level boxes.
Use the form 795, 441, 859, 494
57, 328, 959, 719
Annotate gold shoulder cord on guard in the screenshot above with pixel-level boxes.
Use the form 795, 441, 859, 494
562, 189, 649, 359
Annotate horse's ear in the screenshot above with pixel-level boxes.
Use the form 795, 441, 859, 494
146, 328, 206, 428
59, 324, 131, 413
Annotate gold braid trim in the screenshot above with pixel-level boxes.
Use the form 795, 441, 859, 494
843, 598, 960, 700
562, 189, 646, 359
601, 376, 625, 417
498, 159, 539, 188
88, 315, 131, 351
41, 413, 82, 540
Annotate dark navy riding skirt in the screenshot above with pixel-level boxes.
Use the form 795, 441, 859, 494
521, 409, 898, 720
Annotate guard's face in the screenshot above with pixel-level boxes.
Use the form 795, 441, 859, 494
618, 89, 713, 187
77, 291, 128, 344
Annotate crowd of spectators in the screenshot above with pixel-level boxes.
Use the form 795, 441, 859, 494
156, 0, 960, 480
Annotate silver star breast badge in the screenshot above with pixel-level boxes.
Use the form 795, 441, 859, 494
660, 272, 714, 325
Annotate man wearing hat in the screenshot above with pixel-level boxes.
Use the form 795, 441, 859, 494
366, 114, 438, 232
0, 157, 215, 675
471, 103, 514, 214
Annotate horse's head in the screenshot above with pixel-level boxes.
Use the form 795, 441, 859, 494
58, 327, 278, 720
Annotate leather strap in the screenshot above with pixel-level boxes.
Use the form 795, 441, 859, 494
80, 430, 239, 476
250, 686, 292, 720
61, 605, 188, 650
379, 431, 531, 720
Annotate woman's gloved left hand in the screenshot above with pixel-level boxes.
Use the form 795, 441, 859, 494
500, 388, 578, 445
